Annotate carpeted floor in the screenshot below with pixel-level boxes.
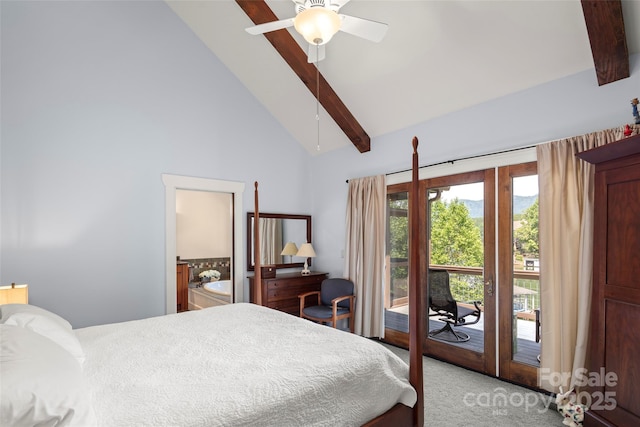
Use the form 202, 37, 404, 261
380, 342, 564, 426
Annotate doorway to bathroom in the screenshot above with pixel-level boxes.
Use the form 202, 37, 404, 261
162, 174, 245, 314
176, 190, 233, 312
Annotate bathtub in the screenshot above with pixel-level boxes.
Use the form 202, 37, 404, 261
203, 280, 231, 297
189, 280, 231, 310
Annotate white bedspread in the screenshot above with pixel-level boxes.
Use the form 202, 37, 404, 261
75, 303, 416, 427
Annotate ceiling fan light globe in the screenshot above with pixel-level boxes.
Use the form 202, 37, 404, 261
294, 7, 341, 45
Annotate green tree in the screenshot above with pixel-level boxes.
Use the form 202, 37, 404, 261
388, 197, 409, 299
430, 199, 484, 267
514, 197, 539, 258
388, 198, 408, 259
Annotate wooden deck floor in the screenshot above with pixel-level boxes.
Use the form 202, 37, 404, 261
385, 309, 540, 366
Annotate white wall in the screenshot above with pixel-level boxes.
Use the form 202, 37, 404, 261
0, 1, 312, 327
176, 190, 232, 260
310, 54, 640, 279
2, 0, 638, 327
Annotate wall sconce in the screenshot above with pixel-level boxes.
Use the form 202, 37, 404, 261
281, 242, 299, 263
296, 243, 316, 275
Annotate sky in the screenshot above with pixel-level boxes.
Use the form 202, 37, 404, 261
440, 175, 538, 201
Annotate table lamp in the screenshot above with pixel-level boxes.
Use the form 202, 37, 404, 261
280, 242, 299, 263
296, 243, 316, 275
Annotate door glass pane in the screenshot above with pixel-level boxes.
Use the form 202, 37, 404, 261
384, 190, 409, 333
428, 183, 484, 353
511, 175, 540, 365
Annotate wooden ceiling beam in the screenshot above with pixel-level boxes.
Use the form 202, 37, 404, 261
581, 0, 629, 86
236, 0, 370, 153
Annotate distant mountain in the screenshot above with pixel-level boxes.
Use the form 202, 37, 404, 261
457, 195, 538, 218
459, 199, 484, 218
513, 195, 538, 215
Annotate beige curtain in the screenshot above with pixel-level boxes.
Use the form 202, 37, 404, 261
344, 175, 386, 337
537, 125, 636, 393
259, 218, 283, 265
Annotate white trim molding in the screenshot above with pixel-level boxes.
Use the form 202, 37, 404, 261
162, 174, 245, 314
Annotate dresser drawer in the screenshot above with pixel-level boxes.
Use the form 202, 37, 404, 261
269, 287, 321, 302
265, 275, 324, 290
266, 300, 301, 315
250, 272, 328, 316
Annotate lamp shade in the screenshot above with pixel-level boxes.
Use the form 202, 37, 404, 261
281, 242, 299, 256
0, 283, 29, 305
293, 7, 341, 45
296, 243, 317, 258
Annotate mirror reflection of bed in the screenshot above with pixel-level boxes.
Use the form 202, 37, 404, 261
175, 189, 233, 312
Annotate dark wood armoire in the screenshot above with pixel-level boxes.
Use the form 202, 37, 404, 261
577, 133, 640, 426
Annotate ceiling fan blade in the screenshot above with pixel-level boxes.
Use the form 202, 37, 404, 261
338, 14, 388, 42
307, 44, 326, 63
329, 0, 351, 12
245, 18, 295, 35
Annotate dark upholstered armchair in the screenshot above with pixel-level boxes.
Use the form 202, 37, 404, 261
428, 268, 481, 342
298, 278, 355, 333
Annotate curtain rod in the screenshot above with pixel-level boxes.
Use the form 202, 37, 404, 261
346, 144, 536, 183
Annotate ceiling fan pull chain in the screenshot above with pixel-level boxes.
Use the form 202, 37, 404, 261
316, 44, 321, 152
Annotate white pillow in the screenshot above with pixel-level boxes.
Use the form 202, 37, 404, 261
0, 324, 97, 427
0, 303, 72, 330
0, 304, 85, 365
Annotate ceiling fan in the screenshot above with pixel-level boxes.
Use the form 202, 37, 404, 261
245, 0, 388, 63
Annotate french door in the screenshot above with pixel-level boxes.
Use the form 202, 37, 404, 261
497, 162, 540, 388
383, 162, 540, 388
421, 169, 496, 374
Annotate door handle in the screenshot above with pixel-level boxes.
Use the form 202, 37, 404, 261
485, 278, 494, 297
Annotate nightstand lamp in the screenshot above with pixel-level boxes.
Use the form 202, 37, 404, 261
0, 283, 29, 305
280, 242, 299, 263
296, 243, 316, 275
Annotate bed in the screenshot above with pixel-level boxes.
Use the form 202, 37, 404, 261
0, 138, 425, 427
249, 137, 425, 426
84, 303, 418, 426
1, 301, 415, 426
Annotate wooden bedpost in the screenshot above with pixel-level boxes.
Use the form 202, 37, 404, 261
408, 137, 424, 426
253, 181, 262, 305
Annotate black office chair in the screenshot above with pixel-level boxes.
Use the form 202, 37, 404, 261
299, 278, 355, 333
428, 268, 481, 342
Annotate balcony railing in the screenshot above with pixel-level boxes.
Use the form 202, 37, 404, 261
386, 260, 540, 320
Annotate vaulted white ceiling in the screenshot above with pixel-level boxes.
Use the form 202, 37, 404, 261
167, 0, 640, 155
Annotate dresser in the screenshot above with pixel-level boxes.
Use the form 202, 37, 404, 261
577, 133, 640, 427
248, 271, 328, 316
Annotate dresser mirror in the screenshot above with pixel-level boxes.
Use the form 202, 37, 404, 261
247, 212, 312, 271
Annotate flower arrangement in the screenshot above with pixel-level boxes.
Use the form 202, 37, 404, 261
198, 270, 221, 281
